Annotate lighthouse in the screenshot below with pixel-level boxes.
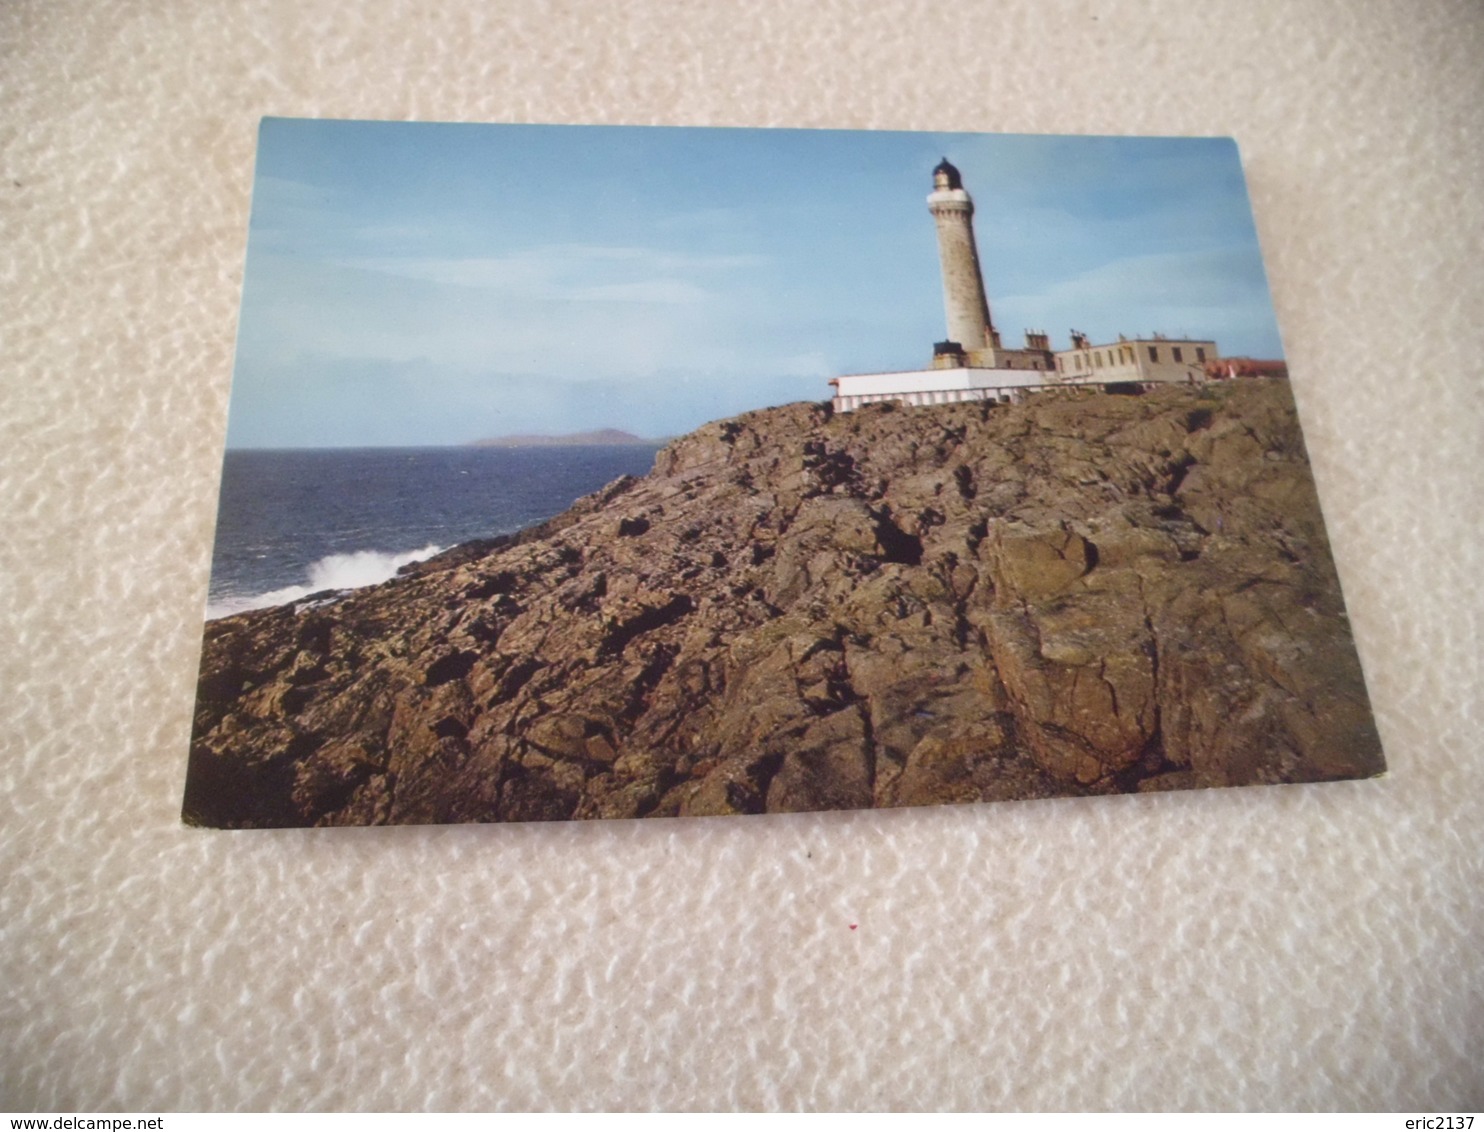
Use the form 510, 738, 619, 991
927, 157, 999, 357
830, 155, 1219, 413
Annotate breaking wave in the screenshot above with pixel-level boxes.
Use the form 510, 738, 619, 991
206, 544, 444, 620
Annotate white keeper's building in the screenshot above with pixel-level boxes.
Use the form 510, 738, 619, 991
831, 365, 1056, 412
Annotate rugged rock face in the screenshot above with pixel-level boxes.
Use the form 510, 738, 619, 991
184, 380, 1385, 827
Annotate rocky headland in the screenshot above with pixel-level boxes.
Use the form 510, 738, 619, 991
185, 380, 1384, 827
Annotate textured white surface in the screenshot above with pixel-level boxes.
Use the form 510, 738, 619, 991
2, 0, 1481, 1112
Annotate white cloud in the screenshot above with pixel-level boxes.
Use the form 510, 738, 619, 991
237, 239, 803, 388
253, 175, 337, 208
569, 279, 710, 304
991, 247, 1281, 355
332, 244, 765, 297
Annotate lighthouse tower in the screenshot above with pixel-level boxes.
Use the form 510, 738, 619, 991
927, 157, 1000, 359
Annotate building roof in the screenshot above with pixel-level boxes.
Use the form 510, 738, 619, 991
932, 157, 963, 189
1055, 335, 1217, 353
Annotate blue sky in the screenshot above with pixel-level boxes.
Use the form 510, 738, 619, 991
226, 120, 1284, 448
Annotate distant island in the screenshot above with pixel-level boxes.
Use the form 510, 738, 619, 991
468, 428, 661, 449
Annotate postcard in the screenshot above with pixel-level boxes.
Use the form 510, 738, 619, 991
184, 120, 1384, 827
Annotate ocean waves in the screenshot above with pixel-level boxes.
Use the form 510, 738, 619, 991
206, 544, 444, 620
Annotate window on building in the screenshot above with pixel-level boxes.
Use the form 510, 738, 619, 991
1173, 347, 1183, 363
1148, 346, 1159, 363
1056, 357, 1063, 372
1094, 351, 1103, 367
1196, 347, 1206, 362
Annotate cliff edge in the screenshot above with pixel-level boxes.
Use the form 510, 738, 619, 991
185, 380, 1384, 826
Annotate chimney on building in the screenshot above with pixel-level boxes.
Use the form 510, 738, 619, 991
931, 340, 967, 369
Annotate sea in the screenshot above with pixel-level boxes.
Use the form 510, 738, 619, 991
206, 445, 661, 619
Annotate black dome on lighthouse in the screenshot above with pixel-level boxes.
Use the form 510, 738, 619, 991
932, 157, 963, 189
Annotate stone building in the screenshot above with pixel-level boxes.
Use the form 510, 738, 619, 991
831, 158, 1223, 413
1053, 331, 1216, 385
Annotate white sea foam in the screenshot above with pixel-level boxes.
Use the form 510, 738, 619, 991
206, 544, 444, 620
